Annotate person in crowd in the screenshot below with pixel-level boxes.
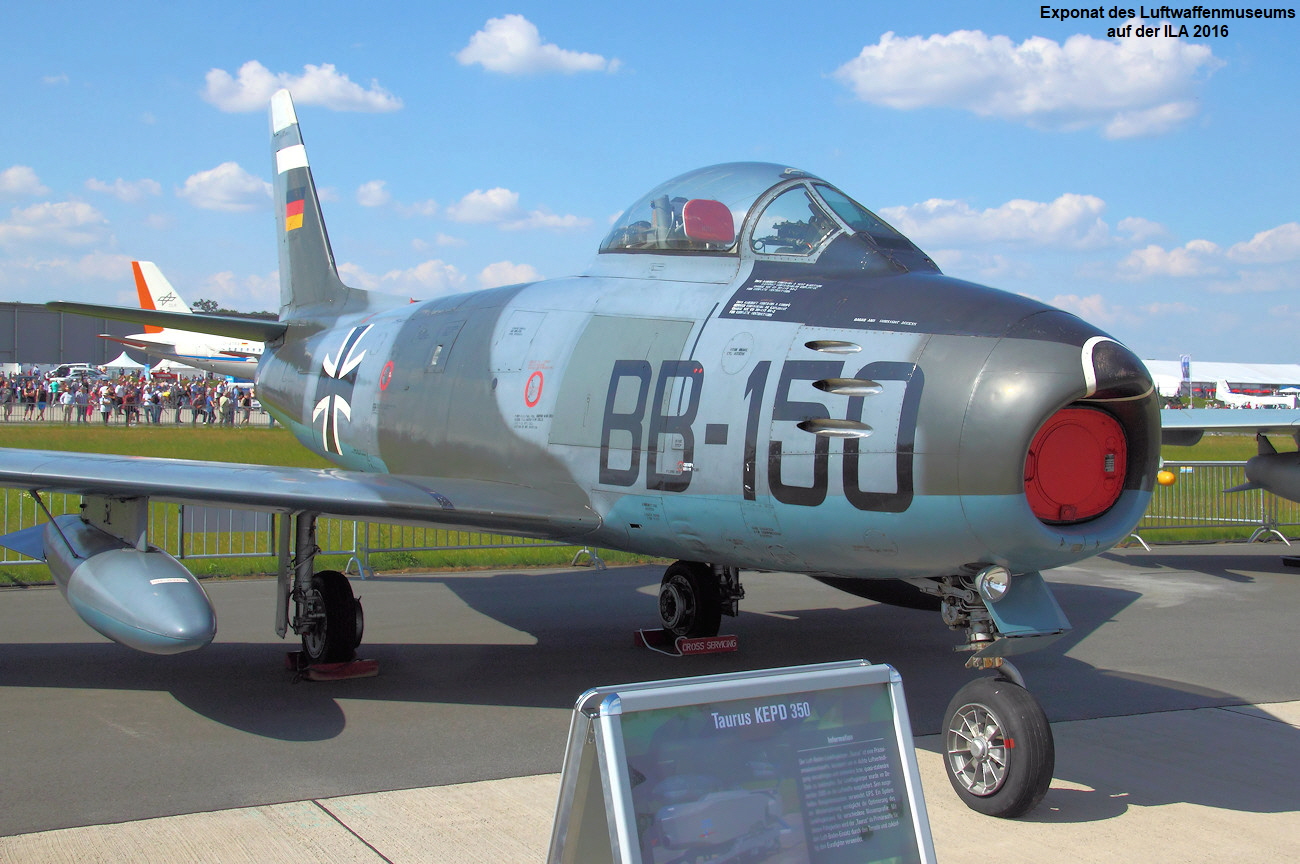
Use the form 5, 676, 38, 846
59, 387, 74, 422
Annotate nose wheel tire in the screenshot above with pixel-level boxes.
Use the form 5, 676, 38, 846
300, 569, 361, 664
943, 676, 1054, 818
658, 561, 722, 638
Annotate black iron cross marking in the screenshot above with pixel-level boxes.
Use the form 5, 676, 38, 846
313, 325, 371, 455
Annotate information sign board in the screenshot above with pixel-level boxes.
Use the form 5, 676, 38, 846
547, 659, 935, 864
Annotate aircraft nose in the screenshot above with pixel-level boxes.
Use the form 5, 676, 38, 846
954, 310, 1160, 560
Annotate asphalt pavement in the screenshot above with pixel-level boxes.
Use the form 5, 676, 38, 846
0, 543, 1296, 861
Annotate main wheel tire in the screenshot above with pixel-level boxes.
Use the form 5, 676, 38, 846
943, 676, 1054, 818
658, 562, 722, 638
301, 570, 360, 664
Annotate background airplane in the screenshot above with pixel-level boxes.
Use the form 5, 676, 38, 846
1210, 380, 1295, 409
95, 261, 261, 379
0, 90, 1164, 818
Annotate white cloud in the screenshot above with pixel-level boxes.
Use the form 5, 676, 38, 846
927, 249, 1028, 281
1050, 293, 1123, 326
1207, 268, 1300, 295
198, 270, 279, 311
879, 193, 1110, 249
85, 177, 162, 203
396, 199, 438, 218
356, 180, 391, 208
203, 60, 402, 113
177, 162, 271, 212
834, 28, 1220, 137
380, 260, 467, 296
1, 166, 49, 197
502, 210, 592, 231
1141, 301, 1197, 318
434, 233, 466, 247
0, 200, 107, 248
42, 74, 68, 86
445, 187, 587, 231
457, 14, 620, 75
1117, 216, 1166, 243
337, 262, 379, 291
0, 251, 132, 302
447, 187, 520, 223
479, 261, 541, 288
1119, 240, 1220, 278
1226, 222, 1300, 265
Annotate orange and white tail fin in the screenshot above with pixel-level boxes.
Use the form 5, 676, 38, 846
132, 262, 193, 335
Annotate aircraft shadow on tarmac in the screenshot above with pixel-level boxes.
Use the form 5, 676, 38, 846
1, 564, 1295, 818
1101, 547, 1299, 585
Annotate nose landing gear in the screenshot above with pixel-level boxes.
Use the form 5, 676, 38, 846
932, 571, 1059, 818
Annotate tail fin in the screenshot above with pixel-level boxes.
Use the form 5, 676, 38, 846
270, 89, 355, 319
133, 262, 192, 333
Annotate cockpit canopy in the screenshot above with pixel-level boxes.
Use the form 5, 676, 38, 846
599, 162, 930, 268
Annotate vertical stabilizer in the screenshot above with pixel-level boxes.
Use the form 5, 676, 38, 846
270, 89, 354, 319
133, 261, 192, 334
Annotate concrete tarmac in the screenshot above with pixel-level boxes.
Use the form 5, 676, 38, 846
1, 543, 1297, 861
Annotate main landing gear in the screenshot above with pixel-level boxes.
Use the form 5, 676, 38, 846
276, 511, 364, 664
656, 560, 743, 638
651, 560, 1056, 818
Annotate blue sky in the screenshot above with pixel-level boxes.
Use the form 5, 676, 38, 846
2, 2, 1297, 362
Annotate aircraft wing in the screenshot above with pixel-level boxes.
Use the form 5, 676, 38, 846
1160, 408, 1300, 446
0, 448, 600, 540
46, 301, 287, 343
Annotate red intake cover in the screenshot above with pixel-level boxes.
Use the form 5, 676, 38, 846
1024, 407, 1126, 523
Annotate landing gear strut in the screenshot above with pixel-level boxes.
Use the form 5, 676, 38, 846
657, 561, 744, 638
276, 511, 364, 664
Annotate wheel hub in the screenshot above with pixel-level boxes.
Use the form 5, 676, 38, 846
946, 704, 1009, 797
659, 578, 693, 631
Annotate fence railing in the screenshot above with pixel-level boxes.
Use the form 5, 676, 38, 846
1133, 460, 1297, 544
1, 494, 568, 574
4, 462, 1296, 573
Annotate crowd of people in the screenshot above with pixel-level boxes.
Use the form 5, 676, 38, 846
0, 370, 261, 426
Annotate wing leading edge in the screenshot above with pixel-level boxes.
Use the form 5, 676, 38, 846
1160, 408, 1300, 447
46, 301, 287, 344
0, 448, 599, 541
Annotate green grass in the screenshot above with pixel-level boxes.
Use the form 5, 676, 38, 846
0, 424, 331, 467
1162, 433, 1258, 463
0, 425, 662, 584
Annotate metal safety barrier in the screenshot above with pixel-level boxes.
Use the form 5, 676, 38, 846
0, 494, 567, 574
1133, 461, 1300, 544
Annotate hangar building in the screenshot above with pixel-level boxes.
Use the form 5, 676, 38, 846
0, 302, 147, 371
1146, 359, 1300, 400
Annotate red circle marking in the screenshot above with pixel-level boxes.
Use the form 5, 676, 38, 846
379, 361, 394, 391
524, 371, 544, 407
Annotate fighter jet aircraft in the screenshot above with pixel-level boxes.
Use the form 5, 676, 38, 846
0, 90, 1161, 818
95, 260, 262, 379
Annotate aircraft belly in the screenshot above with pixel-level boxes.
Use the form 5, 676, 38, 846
601, 490, 993, 577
